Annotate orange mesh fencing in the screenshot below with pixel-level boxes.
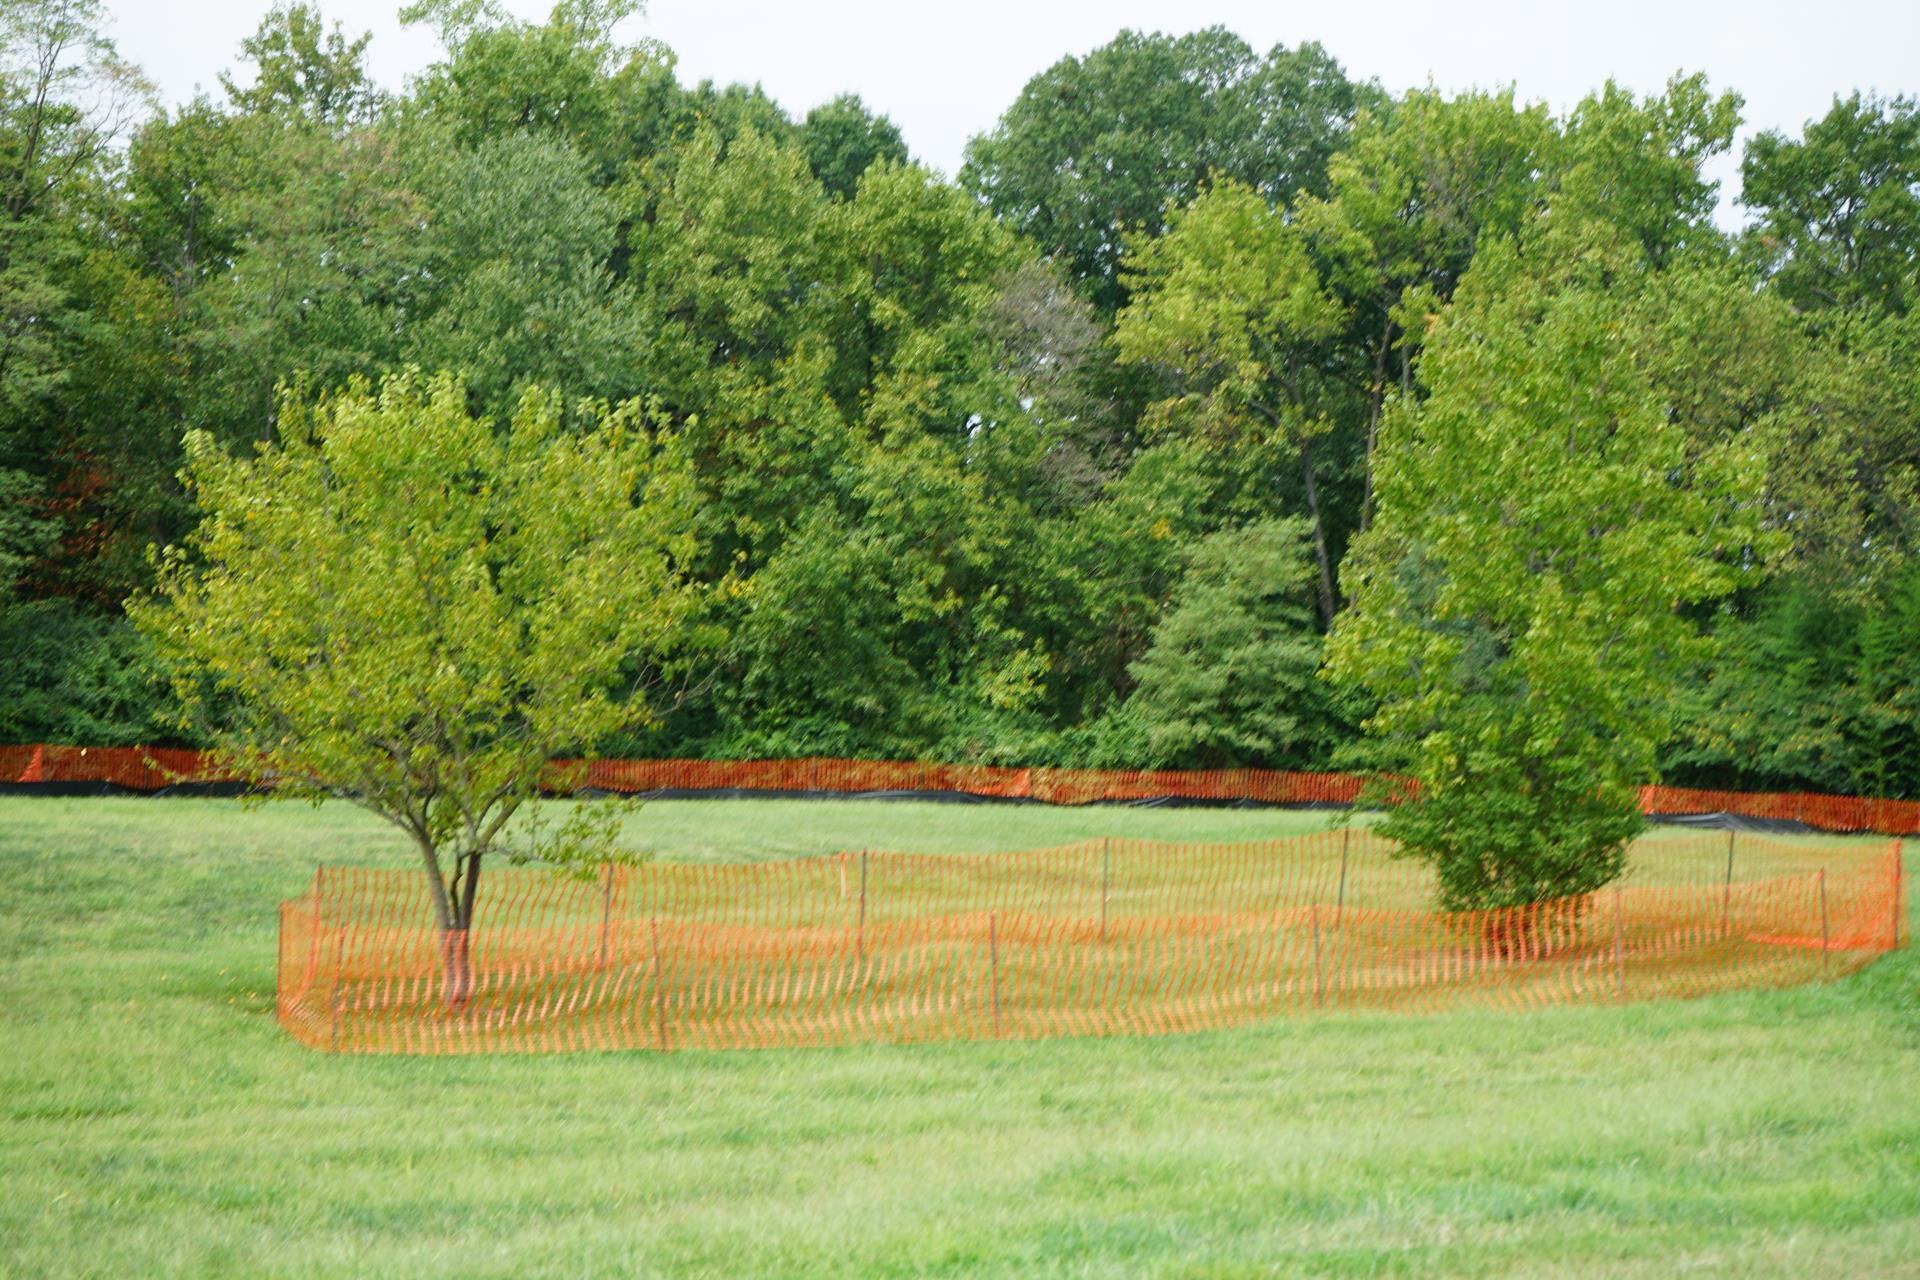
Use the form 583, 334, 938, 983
275, 832, 1904, 1055
14, 743, 1920, 835
565, 756, 1368, 805
1636, 783, 1920, 836
1, 744, 234, 788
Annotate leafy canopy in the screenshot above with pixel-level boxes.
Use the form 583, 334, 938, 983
1125, 517, 1341, 769
962, 29, 1376, 313
1743, 92, 1920, 317
130, 371, 702, 932
1326, 218, 1770, 909
1114, 178, 1350, 623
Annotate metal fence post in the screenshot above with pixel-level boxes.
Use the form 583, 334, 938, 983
1894, 847, 1904, 951
1336, 829, 1350, 926
1722, 829, 1736, 936
1612, 885, 1626, 1004
1819, 868, 1830, 980
1100, 838, 1111, 942
598, 862, 614, 970
989, 910, 1002, 1035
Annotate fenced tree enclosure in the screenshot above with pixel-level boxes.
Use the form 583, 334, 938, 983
276, 831, 1902, 1054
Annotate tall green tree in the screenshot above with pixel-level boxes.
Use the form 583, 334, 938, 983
962, 29, 1376, 313
1113, 179, 1349, 623
0, 0, 149, 423
0, 0, 152, 601
1326, 218, 1769, 911
409, 131, 636, 411
1665, 575, 1896, 798
799, 93, 907, 199
1756, 306, 1920, 596
1743, 92, 1920, 317
219, 2, 381, 125
1554, 74, 1740, 269
1296, 88, 1561, 529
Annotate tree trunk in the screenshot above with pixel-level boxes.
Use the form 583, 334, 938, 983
440, 852, 483, 1009
1299, 436, 1337, 627
418, 840, 480, 1010
441, 927, 474, 1010
1360, 318, 1393, 533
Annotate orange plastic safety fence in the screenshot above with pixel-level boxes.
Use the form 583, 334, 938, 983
275, 833, 1904, 1055
1636, 783, 1920, 836
563, 756, 1369, 806
15, 744, 1920, 835
2, 744, 233, 788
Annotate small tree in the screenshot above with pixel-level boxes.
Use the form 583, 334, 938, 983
131, 371, 701, 1002
1324, 223, 1768, 914
1125, 517, 1345, 769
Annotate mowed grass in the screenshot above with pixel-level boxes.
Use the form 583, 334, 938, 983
1, 797, 1915, 1279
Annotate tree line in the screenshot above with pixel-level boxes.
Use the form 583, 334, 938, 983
4, 0, 1917, 817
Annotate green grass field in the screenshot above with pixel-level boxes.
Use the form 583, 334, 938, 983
2, 796, 1915, 1278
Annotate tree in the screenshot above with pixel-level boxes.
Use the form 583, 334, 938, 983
0, 465, 54, 599
0, 595, 176, 744
799, 93, 907, 199
181, 109, 425, 444
1112, 179, 1349, 623
1743, 92, 1920, 317
1324, 221, 1768, 912
409, 130, 637, 412
130, 371, 702, 1002
400, 0, 654, 168
1124, 517, 1338, 768
1664, 559, 1920, 803
0, 0, 150, 421
1295, 88, 1561, 529
977, 257, 1118, 506
1851, 565, 1920, 799
219, 2, 381, 125
1755, 306, 1920, 596
961, 29, 1376, 313
0, 0, 152, 599
1665, 577, 1880, 797
1554, 74, 1740, 270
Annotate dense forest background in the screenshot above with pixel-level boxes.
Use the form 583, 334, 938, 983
2, 0, 1917, 798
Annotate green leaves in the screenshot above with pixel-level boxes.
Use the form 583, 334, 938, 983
1327, 221, 1769, 909
1126, 518, 1346, 769
130, 371, 700, 925
1743, 92, 1920, 318
962, 29, 1376, 313
1115, 180, 1344, 415
220, 3, 381, 125
412, 131, 636, 411
800, 94, 908, 200
1114, 178, 1353, 624
6, 9, 1919, 820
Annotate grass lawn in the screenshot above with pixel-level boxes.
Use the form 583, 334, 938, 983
1, 796, 1915, 1278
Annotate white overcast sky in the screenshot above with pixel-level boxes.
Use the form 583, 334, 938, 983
102, 0, 1920, 227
